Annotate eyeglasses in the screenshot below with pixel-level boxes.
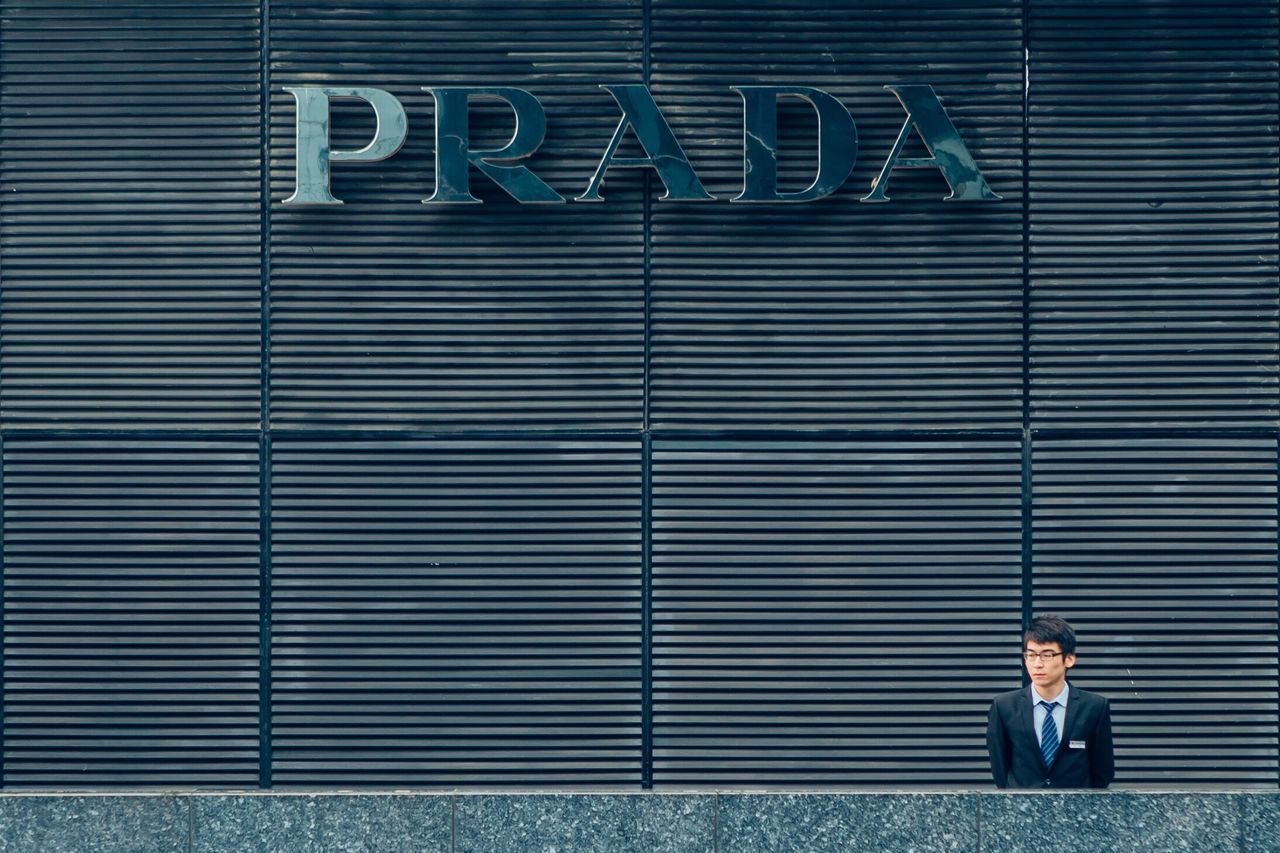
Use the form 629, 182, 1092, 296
1023, 650, 1064, 662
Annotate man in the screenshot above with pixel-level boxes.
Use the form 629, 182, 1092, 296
986, 613, 1115, 788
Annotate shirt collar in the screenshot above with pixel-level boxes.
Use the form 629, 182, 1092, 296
1030, 682, 1070, 707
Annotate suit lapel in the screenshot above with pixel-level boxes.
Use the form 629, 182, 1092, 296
1019, 686, 1048, 772
1059, 682, 1079, 745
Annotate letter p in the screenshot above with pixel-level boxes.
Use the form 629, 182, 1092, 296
283, 86, 408, 206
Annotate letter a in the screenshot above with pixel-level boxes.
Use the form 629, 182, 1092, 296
577, 85, 714, 202
861, 84, 1000, 203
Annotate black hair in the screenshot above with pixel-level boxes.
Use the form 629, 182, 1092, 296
1024, 613, 1077, 655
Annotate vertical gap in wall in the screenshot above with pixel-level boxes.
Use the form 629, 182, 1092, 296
640, 0, 654, 791
0, 76, 5, 780
1019, 0, 1034, 682
0, 433, 5, 789
642, 434, 653, 788
1275, 22, 1280, 791
257, 0, 273, 790
642, 0, 652, 437
0, 2, 6, 793
1020, 433, 1032, 692
0, 9, 6, 787
258, 432, 273, 789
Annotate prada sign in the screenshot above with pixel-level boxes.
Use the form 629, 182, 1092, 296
282, 84, 1001, 206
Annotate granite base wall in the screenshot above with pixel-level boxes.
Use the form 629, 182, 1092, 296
0, 792, 1274, 852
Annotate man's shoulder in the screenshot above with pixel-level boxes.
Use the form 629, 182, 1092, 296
989, 685, 1110, 709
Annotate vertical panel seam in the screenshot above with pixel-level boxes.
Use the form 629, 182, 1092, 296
642, 0, 653, 437
642, 434, 653, 788
258, 0, 273, 791
260, 0, 272, 427
641, 0, 654, 792
1019, 0, 1034, 652
1020, 0, 1031, 434
0, 431, 6, 789
258, 433, 273, 789
0, 0, 6, 784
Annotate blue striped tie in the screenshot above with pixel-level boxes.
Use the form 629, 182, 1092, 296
1040, 700, 1060, 767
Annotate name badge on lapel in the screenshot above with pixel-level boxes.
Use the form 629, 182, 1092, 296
1069, 740, 1086, 750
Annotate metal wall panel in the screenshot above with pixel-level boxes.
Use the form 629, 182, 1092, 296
1032, 438, 1279, 783
651, 440, 1022, 784
0, 0, 262, 430
1028, 0, 1280, 427
268, 0, 645, 431
2, 439, 260, 786
270, 439, 642, 785
648, 0, 1024, 429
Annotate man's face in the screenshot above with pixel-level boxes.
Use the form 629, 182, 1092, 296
1024, 640, 1076, 696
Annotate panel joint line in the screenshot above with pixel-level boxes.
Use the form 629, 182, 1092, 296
1019, 0, 1035, 663
257, 0, 274, 789
641, 0, 655, 790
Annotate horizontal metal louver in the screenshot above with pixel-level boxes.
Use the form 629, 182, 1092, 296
2, 439, 261, 787
0, 0, 262, 430
1028, 0, 1280, 427
651, 440, 1022, 784
268, 0, 645, 431
1032, 438, 1279, 784
270, 439, 642, 785
648, 0, 1024, 430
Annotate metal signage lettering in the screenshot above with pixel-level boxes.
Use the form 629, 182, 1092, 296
283, 86, 408, 206
577, 84, 714, 202
425, 86, 563, 204
282, 84, 1000, 206
862, 84, 1000, 202
733, 85, 858, 203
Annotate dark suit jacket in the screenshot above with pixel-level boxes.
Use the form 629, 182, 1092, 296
987, 683, 1115, 789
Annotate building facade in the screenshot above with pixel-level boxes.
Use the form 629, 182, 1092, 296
0, 0, 1277, 789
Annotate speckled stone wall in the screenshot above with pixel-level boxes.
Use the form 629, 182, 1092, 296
0, 792, 1274, 852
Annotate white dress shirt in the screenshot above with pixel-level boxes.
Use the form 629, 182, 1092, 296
1031, 682, 1069, 747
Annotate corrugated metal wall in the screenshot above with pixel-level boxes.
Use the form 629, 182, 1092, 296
0, 0, 1276, 788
